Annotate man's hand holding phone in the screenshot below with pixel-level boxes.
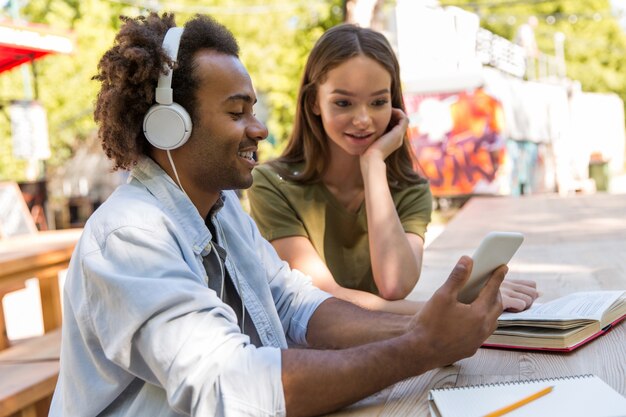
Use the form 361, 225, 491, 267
407, 256, 507, 367
457, 232, 525, 305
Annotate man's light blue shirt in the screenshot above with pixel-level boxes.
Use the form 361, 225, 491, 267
49, 157, 331, 416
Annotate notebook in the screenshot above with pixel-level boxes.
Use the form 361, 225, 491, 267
428, 374, 626, 417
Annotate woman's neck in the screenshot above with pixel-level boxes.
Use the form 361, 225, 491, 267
323, 147, 362, 189
322, 146, 364, 212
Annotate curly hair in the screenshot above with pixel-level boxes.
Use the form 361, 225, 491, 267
272, 24, 424, 188
93, 13, 239, 170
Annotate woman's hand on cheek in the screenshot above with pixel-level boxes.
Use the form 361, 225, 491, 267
362, 108, 408, 162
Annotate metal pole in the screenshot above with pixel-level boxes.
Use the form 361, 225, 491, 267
554, 32, 566, 79
10, 0, 41, 181
9, 0, 34, 100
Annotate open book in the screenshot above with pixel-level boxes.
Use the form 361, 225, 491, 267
483, 290, 626, 352
429, 374, 626, 417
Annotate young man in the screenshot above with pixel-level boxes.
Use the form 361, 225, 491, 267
49, 13, 506, 417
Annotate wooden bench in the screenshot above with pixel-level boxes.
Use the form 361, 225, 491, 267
0, 329, 61, 417
0, 228, 81, 350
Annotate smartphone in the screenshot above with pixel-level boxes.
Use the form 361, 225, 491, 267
457, 231, 524, 304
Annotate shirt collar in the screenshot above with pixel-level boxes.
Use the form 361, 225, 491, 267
129, 156, 217, 256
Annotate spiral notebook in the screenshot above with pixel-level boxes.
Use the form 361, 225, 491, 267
428, 374, 626, 417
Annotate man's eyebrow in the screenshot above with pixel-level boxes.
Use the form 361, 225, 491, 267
225, 93, 257, 104
330, 88, 390, 96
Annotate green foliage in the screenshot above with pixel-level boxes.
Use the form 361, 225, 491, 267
0, 0, 128, 181
204, 0, 344, 161
0, 0, 343, 180
446, 0, 626, 113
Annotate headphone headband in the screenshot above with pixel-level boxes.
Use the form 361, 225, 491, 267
155, 27, 184, 105
143, 26, 193, 151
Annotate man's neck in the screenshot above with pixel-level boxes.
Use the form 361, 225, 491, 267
149, 152, 221, 218
186, 188, 221, 220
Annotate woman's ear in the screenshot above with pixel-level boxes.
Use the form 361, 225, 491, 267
312, 98, 321, 116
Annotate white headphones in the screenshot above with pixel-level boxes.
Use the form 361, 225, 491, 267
143, 27, 193, 150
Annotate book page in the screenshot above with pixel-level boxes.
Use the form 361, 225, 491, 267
429, 375, 626, 417
499, 291, 624, 322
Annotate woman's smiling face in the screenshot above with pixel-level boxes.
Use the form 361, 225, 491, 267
313, 55, 393, 157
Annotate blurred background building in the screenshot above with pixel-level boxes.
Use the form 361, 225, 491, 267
1, 0, 625, 231
389, 0, 625, 208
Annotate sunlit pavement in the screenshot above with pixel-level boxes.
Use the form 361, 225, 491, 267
424, 224, 445, 249
3, 171, 625, 341
609, 171, 626, 194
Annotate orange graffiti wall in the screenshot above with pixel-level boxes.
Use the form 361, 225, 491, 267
405, 88, 508, 197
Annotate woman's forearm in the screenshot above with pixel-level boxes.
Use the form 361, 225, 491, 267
361, 155, 422, 299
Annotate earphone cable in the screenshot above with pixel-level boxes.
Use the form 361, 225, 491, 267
210, 240, 225, 301
167, 149, 188, 196
214, 221, 246, 334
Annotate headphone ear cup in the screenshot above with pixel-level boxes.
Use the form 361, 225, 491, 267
143, 102, 192, 150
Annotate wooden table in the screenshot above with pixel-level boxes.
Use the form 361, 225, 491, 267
0, 229, 82, 350
327, 193, 626, 416
0, 361, 59, 417
0, 329, 61, 417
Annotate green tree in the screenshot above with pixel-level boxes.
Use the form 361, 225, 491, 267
443, 0, 626, 114
203, 0, 343, 160
0, 0, 129, 181
0, 0, 343, 181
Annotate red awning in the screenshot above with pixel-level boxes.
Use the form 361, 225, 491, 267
0, 21, 74, 73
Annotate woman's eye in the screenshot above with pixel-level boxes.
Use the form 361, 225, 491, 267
334, 100, 350, 108
372, 99, 389, 107
229, 112, 244, 119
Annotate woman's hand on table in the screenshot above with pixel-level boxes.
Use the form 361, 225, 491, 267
501, 279, 539, 312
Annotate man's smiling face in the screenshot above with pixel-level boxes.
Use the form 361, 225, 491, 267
177, 50, 268, 198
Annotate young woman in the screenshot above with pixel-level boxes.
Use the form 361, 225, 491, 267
249, 24, 537, 314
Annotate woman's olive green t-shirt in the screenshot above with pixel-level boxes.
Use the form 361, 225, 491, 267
248, 162, 432, 295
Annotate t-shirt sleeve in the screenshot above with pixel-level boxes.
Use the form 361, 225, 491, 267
395, 180, 433, 240
249, 166, 309, 242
